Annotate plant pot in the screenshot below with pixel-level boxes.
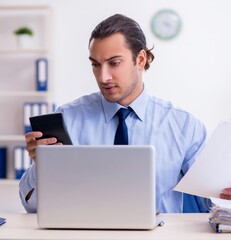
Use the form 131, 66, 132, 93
16, 34, 33, 49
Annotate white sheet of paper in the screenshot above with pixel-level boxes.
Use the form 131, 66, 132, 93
210, 197, 231, 210
174, 121, 231, 198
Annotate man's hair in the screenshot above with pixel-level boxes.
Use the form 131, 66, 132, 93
89, 14, 154, 70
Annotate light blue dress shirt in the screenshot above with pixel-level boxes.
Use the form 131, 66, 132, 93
19, 87, 207, 213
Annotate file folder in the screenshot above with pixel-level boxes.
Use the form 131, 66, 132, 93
23, 148, 32, 171
14, 147, 32, 179
24, 103, 32, 133
14, 147, 24, 179
36, 58, 48, 91
24, 102, 50, 133
0, 147, 7, 179
209, 220, 231, 233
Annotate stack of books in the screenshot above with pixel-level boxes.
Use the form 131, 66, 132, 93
209, 197, 231, 233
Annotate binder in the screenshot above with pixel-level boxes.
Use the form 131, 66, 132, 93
14, 147, 32, 179
0, 147, 7, 178
23, 102, 50, 133
24, 103, 32, 133
40, 102, 48, 115
32, 103, 40, 117
51, 103, 57, 112
14, 147, 24, 179
209, 219, 231, 233
23, 148, 32, 171
36, 58, 48, 91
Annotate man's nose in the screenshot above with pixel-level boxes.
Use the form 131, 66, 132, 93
99, 66, 112, 83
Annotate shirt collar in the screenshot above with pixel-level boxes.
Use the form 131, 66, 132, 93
101, 86, 149, 123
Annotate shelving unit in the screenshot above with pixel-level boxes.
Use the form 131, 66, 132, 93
0, 48, 49, 53
0, 5, 53, 179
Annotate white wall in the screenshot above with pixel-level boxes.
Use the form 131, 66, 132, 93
52, 0, 231, 135
2, 0, 231, 135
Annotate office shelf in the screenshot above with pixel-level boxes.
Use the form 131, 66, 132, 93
0, 91, 49, 97
0, 135, 24, 141
0, 48, 49, 54
0, 5, 53, 179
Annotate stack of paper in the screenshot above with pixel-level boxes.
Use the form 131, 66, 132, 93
209, 198, 231, 233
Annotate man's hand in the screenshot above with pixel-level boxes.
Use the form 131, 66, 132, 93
25, 131, 59, 162
220, 188, 231, 200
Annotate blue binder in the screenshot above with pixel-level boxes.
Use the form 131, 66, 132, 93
0, 217, 6, 226
24, 103, 32, 133
14, 146, 32, 179
14, 147, 24, 179
24, 102, 50, 133
36, 58, 48, 91
0, 147, 7, 178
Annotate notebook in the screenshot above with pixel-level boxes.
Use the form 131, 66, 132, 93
0, 217, 6, 226
36, 145, 157, 229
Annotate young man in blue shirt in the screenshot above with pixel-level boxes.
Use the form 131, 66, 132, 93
20, 14, 231, 213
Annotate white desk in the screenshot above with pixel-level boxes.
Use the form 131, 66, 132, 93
0, 213, 230, 240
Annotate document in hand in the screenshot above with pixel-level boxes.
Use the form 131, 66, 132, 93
174, 121, 231, 199
209, 198, 231, 233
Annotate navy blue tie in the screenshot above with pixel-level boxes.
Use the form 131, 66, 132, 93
114, 107, 132, 145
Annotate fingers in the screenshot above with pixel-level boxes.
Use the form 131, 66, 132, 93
54, 142, 63, 145
25, 131, 43, 143
220, 194, 231, 200
220, 188, 231, 200
25, 131, 58, 162
25, 132, 40, 161
223, 188, 231, 195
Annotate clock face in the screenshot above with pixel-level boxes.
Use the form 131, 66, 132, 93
151, 9, 182, 40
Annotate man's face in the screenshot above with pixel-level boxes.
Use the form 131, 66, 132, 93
89, 33, 146, 106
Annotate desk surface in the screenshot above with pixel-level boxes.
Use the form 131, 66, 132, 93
0, 213, 230, 240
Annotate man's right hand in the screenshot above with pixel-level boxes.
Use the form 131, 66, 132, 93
25, 131, 58, 162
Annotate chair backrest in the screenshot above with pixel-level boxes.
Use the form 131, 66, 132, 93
183, 193, 208, 213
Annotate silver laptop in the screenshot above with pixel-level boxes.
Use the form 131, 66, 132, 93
36, 145, 156, 229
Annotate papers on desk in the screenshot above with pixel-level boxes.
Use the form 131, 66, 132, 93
209, 198, 231, 233
0, 217, 6, 226
174, 121, 231, 199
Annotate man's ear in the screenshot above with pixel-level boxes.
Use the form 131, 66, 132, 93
136, 49, 147, 70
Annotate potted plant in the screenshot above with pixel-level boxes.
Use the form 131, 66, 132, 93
14, 26, 34, 49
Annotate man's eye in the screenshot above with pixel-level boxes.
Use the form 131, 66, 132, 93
110, 61, 120, 67
91, 62, 100, 68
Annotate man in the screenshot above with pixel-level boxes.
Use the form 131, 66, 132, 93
20, 14, 231, 213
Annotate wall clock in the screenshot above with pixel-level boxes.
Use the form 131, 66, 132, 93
151, 9, 182, 40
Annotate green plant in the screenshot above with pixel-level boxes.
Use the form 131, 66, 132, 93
14, 27, 33, 36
